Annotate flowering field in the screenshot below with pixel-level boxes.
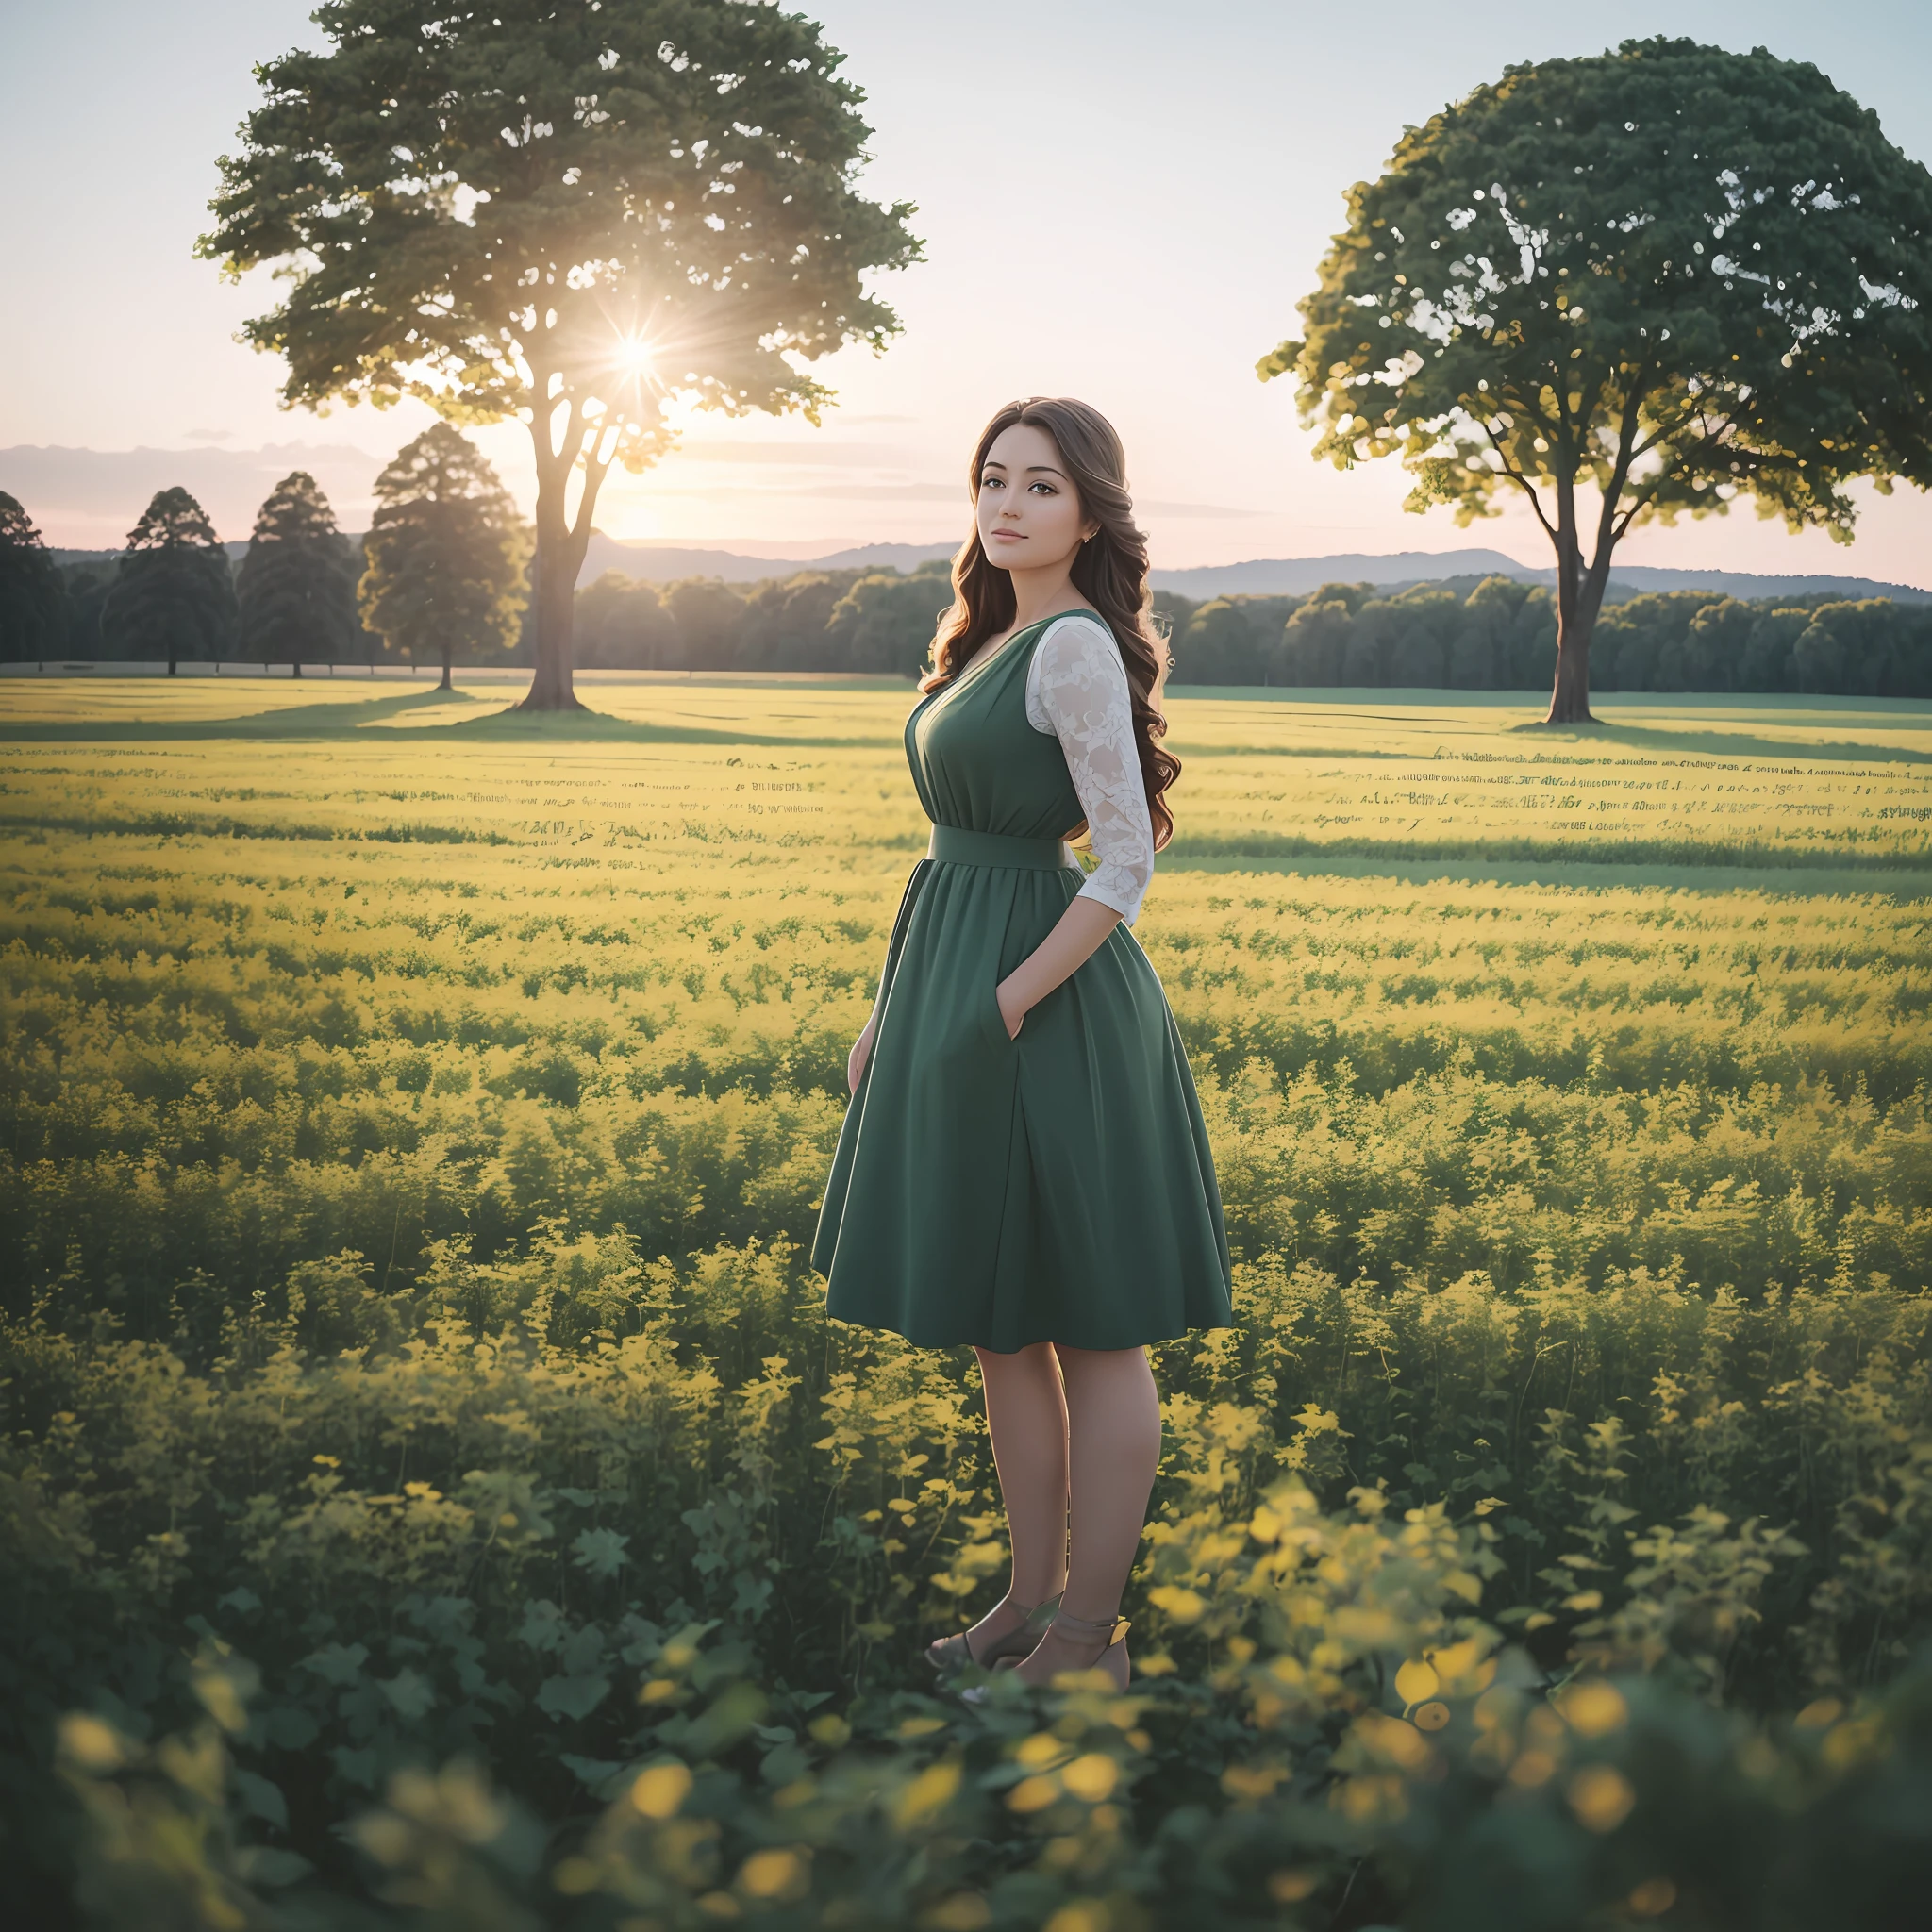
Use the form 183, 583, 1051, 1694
3, 675, 1929, 1929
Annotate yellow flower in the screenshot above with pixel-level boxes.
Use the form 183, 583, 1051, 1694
1394, 1658, 1439, 1704
1567, 1764, 1636, 1833
1007, 1775, 1060, 1813
628, 1762, 691, 1820
1558, 1682, 1628, 1738
737, 1847, 808, 1901
1061, 1755, 1119, 1803
894, 1759, 961, 1827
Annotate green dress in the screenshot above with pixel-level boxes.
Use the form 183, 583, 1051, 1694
811, 612, 1234, 1352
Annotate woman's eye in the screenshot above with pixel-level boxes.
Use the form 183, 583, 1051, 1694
979, 475, 1003, 491
1027, 481, 1057, 495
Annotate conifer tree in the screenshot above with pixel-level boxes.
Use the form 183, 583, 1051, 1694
101, 488, 237, 675
0, 492, 66, 668
358, 425, 528, 690
237, 471, 361, 676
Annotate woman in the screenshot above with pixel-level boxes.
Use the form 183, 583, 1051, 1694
810, 397, 1233, 1690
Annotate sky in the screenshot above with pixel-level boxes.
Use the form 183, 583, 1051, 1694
3, 0, 1930, 581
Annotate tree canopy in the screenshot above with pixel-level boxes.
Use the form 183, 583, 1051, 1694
237, 472, 362, 675
200, 0, 921, 710
358, 424, 529, 688
0, 491, 65, 665
1260, 37, 1932, 721
102, 489, 237, 674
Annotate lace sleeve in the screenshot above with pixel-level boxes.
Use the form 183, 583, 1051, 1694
1026, 615, 1156, 924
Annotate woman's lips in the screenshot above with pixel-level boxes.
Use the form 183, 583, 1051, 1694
991, 529, 1024, 541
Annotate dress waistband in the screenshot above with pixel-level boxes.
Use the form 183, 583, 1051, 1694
927, 824, 1074, 871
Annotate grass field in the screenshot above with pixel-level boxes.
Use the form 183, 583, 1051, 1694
4, 675, 1930, 1926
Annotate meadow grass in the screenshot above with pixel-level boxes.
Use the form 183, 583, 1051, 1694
4, 675, 1929, 1924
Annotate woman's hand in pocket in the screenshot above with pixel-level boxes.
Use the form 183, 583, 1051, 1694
847, 1017, 876, 1092
995, 978, 1027, 1040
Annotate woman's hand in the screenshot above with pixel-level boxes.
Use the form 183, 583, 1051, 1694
994, 899, 1122, 1042
847, 1017, 876, 1093
996, 978, 1028, 1039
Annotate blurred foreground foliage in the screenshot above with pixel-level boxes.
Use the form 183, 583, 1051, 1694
38, 1449, 1932, 1932
7, 1227, 1930, 1926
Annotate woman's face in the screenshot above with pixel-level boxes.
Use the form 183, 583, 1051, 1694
975, 422, 1097, 574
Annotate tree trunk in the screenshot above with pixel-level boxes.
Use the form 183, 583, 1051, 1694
1546, 611, 1596, 724
167, 650, 177, 676
520, 406, 622, 712
440, 648, 453, 691
522, 522, 595, 710
1540, 474, 1607, 726
523, 538, 582, 708
292, 660, 303, 679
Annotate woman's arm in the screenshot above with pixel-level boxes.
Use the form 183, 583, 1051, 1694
997, 617, 1156, 1037
996, 896, 1121, 1035
847, 1012, 877, 1092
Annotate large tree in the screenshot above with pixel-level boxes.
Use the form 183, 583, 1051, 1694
358, 424, 529, 689
0, 492, 66, 667
1260, 37, 1932, 723
199, 0, 920, 712
237, 472, 363, 676
102, 489, 238, 675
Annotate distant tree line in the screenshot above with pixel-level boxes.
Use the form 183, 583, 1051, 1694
0, 425, 526, 677
1160, 577, 1932, 696
573, 559, 956, 677
9, 465, 1931, 698
567, 564, 1932, 697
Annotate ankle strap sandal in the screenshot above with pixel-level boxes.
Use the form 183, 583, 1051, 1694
959, 1605, 1134, 1706
989, 1605, 1130, 1674
925, 1591, 1064, 1674
1038, 1606, 1130, 1656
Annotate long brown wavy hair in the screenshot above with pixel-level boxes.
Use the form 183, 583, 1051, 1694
918, 397, 1181, 850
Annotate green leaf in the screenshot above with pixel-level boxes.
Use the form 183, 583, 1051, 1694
264, 1707, 319, 1752
537, 1674, 612, 1723
572, 1526, 632, 1580
377, 1669, 437, 1721
303, 1642, 370, 1688
234, 1847, 314, 1889
231, 1769, 288, 1830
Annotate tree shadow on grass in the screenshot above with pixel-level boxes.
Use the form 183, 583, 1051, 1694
431, 706, 893, 749
1164, 848, 1932, 899
0, 688, 895, 750
1512, 718, 1932, 765
0, 685, 475, 742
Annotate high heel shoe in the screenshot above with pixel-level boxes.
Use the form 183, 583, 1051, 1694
924, 1591, 1063, 1674
992, 1606, 1131, 1690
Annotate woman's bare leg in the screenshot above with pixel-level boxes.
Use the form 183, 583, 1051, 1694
937, 1343, 1070, 1660
1008, 1343, 1161, 1688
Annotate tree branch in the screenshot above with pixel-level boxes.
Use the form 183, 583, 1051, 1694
1481, 422, 1559, 544
1501, 386, 1563, 439
1586, 359, 1650, 574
